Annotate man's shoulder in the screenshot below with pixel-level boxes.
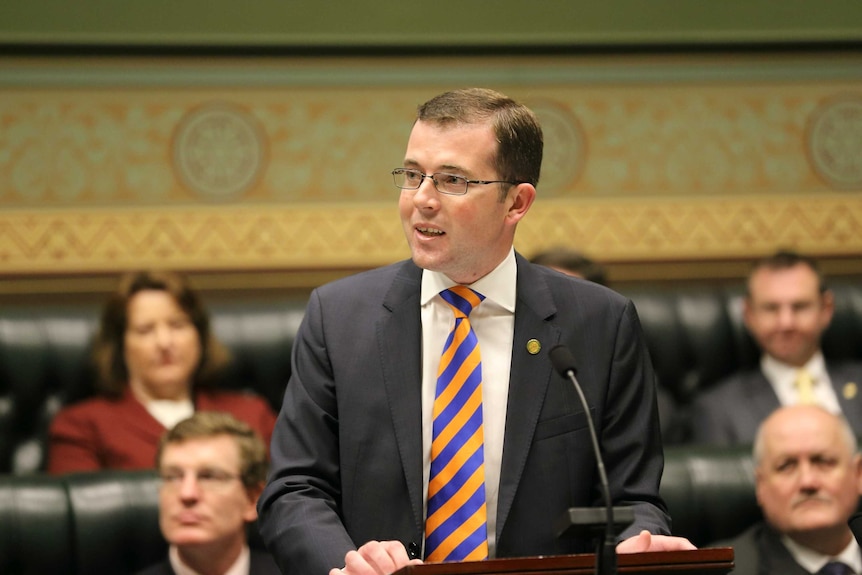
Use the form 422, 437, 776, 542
315, 259, 419, 295
249, 549, 282, 574
133, 560, 173, 575
711, 522, 773, 575
520, 256, 629, 314
827, 359, 862, 379
711, 521, 762, 548
696, 368, 766, 403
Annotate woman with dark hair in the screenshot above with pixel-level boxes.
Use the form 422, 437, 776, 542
47, 270, 277, 474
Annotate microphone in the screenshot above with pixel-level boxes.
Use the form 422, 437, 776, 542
549, 344, 633, 575
849, 512, 862, 546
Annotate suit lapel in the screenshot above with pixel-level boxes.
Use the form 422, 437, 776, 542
495, 255, 561, 541
745, 371, 781, 428
376, 261, 425, 534
831, 364, 862, 428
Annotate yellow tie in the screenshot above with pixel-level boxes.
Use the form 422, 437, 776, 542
795, 369, 816, 405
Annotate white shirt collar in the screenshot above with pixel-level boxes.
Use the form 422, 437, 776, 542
761, 350, 827, 385
169, 544, 251, 575
781, 533, 861, 574
420, 248, 517, 313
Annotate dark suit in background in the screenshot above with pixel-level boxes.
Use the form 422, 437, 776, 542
689, 363, 862, 445
258, 254, 670, 574
135, 549, 281, 575
713, 522, 812, 575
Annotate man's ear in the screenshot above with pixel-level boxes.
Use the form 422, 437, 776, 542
506, 183, 536, 225
754, 467, 765, 507
853, 454, 862, 494
243, 484, 265, 522
820, 289, 835, 327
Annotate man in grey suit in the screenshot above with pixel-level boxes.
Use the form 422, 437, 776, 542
712, 405, 862, 575
257, 87, 694, 575
690, 250, 862, 445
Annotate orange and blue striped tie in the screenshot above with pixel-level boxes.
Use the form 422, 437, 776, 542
425, 286, 489, 562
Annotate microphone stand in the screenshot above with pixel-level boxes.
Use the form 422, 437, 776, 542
551, 346, 634, 575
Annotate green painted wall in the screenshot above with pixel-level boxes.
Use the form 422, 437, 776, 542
2, 0, 861, 48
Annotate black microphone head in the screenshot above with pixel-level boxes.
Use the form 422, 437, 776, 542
849, 512, 862, 546
549, 344, 577, 376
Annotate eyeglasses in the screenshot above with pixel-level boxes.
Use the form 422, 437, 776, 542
391, 168, 519, 196
159, 467, 242, 491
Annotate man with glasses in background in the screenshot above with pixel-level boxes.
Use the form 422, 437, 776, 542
137, 411, 280, 575
258, 87, 694, 575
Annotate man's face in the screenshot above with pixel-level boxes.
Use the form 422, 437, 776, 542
158, 435, 258, 550
398, 119, 534, 285
743, 263, 833, 366
756, 407, 862, 541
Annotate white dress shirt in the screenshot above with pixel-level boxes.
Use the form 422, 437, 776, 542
762, 351, 841, 414
169, 544, 251, 575
782, 533, 861, 574
420, 248, 517, 558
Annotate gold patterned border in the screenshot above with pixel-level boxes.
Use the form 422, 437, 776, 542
1, 193, 859, 275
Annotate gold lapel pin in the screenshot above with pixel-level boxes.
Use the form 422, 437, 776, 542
526, 339, 541, 355
844, 382, 857, 400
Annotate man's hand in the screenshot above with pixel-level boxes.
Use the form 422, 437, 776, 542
330, 540, 424, 575
616, 530, 696, 553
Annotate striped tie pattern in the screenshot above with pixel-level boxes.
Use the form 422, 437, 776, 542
425, 286, 489, 563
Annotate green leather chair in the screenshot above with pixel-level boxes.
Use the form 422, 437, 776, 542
661, 444, 760, 547
0, 473, 74, 575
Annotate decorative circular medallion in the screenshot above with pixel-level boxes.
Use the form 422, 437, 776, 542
806, 95, 862, 190
173, 103, 266, 198
527, 100, 586, 197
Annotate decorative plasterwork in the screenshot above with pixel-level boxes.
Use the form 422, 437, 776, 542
1, 55, 860, 277
0, 193, 859, 274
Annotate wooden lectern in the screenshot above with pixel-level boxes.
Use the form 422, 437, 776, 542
394, 548, 734, 575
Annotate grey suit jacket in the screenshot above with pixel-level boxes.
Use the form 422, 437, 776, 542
713, 522, 811, 575
689, 362, 862, 445
258, 254, 670, 575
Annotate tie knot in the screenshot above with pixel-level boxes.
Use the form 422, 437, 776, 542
819, 562, 853, 575
440, 286, 485, 318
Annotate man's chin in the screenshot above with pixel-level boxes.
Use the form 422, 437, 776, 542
167, 529, 214, 547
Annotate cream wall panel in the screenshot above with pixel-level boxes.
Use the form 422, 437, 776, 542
0, 54, 860, 277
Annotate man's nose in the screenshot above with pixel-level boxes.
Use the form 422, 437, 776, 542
776, 306, 797, 328
178, 474, 202, 499
413, 175, 439, 206
797, 461, 822, 489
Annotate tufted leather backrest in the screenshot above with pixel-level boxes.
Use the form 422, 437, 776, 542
2, 284, 862, 473
0, 298, 306, 474
623, 281, 862, 401
660, 444, 759, 547
66, 470, 166, 574
0, 473, 74, 575
0, 470, 272, 575
0, 446, 762, 574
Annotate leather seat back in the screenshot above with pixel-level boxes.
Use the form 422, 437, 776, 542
66, 470, 166, 574
0, 474, 74, 575
660, 444, 759, 547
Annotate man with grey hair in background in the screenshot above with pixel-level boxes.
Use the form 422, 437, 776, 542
713, 405, 862, 575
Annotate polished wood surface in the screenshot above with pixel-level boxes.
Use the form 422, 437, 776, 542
395, 548, 734, 575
